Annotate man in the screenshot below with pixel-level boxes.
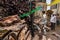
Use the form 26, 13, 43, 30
50, 14, 57, 30
42, 11, 47, 25
40, 11, 48, 35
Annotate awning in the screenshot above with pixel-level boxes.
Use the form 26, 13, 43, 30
47, 0, 60, 6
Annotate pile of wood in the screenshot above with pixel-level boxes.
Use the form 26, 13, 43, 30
0, 15, 20, 27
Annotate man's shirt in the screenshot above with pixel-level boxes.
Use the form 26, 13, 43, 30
50, 16, 56, 23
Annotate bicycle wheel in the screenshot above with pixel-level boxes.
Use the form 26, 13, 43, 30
8, 26, 26, 40
18, 26, 28, 40
24, 30, 31, 40
8, 33, 17, 40
0, 30, 12, 40
24, 24, 41, 40
33, 24, 42, 40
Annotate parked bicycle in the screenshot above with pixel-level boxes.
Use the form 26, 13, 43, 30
8, 22, 42, 40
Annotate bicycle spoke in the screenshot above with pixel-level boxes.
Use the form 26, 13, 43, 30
2, 30, 12, 39
24, 30, 30, 40
17, 26, 25, 40
25, 28, 29, 35
9, 33, 17, 40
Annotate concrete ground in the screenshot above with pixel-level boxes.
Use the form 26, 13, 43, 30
43, 25, 60, 40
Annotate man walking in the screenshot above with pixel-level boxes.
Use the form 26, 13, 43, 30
50, 14, 57, 30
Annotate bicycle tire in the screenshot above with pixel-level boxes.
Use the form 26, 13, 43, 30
24, 24, 41, 40
9, 33, 17, 40
24, 30, 30, 40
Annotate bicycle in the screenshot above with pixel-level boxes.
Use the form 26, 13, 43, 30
8, 16, 47, 40
0, 23, 26, 40
0, 19, 51, 40
7, 22, 42, 40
